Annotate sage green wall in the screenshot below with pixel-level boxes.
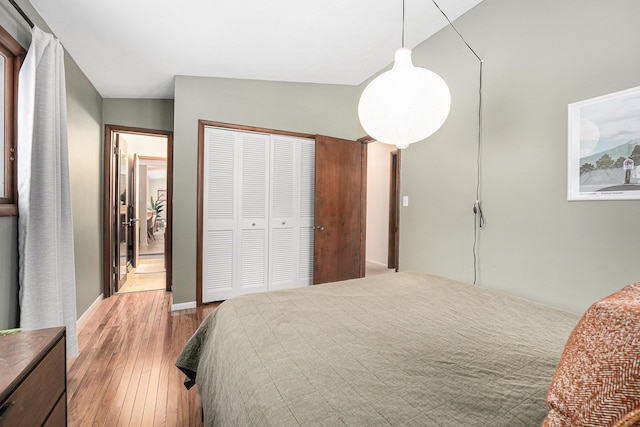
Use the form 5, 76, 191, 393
397, 0, 640, 314
65, 53, 103, 321
0, 218, 18, 329
172, 76, 359, 304
0, 0, 103, 328
103, 99, 174, 131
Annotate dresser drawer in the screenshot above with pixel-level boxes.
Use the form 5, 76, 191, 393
0, 337, 65, 426
43, 393, 67, 427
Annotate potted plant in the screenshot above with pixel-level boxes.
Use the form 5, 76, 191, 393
149, 196, 164, 217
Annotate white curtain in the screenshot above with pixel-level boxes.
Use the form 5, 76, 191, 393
17, 26, 78, 358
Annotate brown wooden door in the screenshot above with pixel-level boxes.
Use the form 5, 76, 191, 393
313, 135, 366, 284
116, 135, 129, 291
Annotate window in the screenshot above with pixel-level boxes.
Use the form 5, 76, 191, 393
0, 25, 25, 216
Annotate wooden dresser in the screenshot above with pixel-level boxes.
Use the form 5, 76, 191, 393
0, 327, 66, 426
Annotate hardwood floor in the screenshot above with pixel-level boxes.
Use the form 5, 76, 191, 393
67, 290, 220, 426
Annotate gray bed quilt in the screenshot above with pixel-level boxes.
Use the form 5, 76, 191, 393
176, 272, 579, 426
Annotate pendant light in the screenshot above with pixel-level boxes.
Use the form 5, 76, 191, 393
358, 0, 451, 149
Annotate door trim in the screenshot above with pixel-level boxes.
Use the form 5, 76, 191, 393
196, 120, 316, 306
388, 150, 400, 270
359, 142, 367, 278
102, 124, 174, 298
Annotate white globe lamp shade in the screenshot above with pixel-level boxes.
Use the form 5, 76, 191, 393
358, 48, 451, 149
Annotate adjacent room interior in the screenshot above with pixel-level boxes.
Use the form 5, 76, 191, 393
112, 131, 168, 294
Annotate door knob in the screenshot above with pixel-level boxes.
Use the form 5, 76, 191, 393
315, 225, 325, 231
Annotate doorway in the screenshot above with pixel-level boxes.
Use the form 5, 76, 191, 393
103, 125, 173, 298
365, 141, 400, 276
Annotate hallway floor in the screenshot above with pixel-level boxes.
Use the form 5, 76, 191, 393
139, 229, 165, 256
119, 259, 165, 293
365, 260, 396, 277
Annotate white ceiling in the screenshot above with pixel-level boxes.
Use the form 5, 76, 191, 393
29, 0, 484, 99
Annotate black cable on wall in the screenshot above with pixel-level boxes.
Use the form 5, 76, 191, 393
431, 0, 484, 285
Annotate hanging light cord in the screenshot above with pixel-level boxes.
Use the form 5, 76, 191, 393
402, 0, 406, 48
472, 60, 484, 286
431, 0, 482, 62
430, 0, 484, 286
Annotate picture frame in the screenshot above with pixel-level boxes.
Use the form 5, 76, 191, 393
157, 189, 166, 202
568, 85, 640, 201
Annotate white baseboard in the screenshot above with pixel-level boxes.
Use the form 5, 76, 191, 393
172, 301, 197, 311
77, 293, 104, 330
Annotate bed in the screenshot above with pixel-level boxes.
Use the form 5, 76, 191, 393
177, 272, 594, 426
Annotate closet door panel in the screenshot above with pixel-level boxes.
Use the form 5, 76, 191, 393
299, 226, 314, 283
270, 227, 294, 289
241, 134, 269, 221
238, 133, 269, 294
269, 137, 296, 290
206, 131, 235, 222
203, 129, 239, 302
269, 136, 315, 290
203, 230, 235, 300
271, 138, 295, 219
298, 140, 315, 285
240, 228, 267, 292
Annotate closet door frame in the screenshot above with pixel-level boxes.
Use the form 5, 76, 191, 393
196, 120, 316, 305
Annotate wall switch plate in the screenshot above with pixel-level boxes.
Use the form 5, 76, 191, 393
402, 196, 409, 207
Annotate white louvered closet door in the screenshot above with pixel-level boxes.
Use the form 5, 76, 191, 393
203, 128, 237, 302
202, 127, 269, 303
269, 135, 315, 290
298, 140, 315, 286
239, 133, 270, 295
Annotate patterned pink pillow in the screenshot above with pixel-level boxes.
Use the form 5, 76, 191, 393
543, 283, 640, 427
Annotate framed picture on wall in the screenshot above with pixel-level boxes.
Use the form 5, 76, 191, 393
157, 189, 166, 201
568, 85, 640, 200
